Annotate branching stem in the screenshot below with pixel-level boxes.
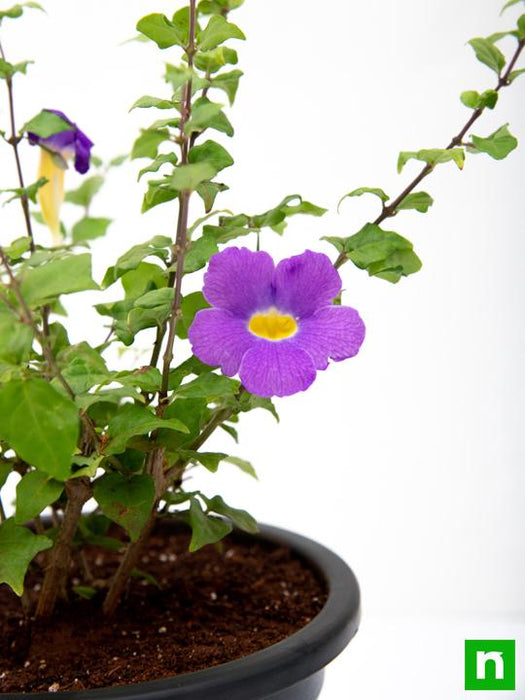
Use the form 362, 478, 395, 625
334, 38, 525, 269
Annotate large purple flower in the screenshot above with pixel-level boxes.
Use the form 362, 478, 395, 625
28, 108, 93, 174
188, 247, 366, 398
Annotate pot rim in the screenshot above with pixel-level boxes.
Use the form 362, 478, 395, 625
3, 523, 360, 699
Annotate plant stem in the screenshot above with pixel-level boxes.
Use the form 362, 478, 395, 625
103, 0, 199, 615
35, 478, 92, 618
0, 40, 35, 252
334, 38, 525, 270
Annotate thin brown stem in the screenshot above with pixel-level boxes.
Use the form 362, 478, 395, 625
0, 40, 35, 252
334, 38, 525, 269
35, 478, 92, 619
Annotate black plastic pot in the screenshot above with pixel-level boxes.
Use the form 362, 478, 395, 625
5, 523, 360, 699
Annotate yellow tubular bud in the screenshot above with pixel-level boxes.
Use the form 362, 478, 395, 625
37, 149, 65, 246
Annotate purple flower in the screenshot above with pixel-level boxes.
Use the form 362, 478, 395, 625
188, 247, 366, 398
28, 108, 93, 174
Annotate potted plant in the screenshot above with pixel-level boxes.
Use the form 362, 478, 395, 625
0, 0, 523, 697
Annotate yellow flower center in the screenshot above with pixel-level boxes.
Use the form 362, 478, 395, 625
248, 307, 298, 340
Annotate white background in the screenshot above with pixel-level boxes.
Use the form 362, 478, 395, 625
1, 0, 524, 697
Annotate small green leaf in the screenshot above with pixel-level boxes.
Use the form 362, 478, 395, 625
20, 253, 98, 306
136, 13, 186, 49
197, 14, 245, 51
184, 235, 219, 273
132, 129, 170, 160
65, 175, 104, 207
102, 236, 171, 288
115, 367, 163, 393
94, 473, 155, 542
508, 67, 525, 82
141, 181, 178, 213
0, 58, 33, 79
0, 378, 79, 479
176, 291, 211, 340
138, 153, 178, 181
23, 109, 70, 139
188, 139, 233, 173
1, 177, 47, 205
397, 148, 464, 173
196, 181, 229, 212
188, 497, 232, 551
0, 305, 32, 364
395, 191, 434, 213
58, 342, 112, 394
338, 187, 389, 212
470, 124, 518, 160
468, 37, 506, 74
177, 450, 227, 472
518, 13, 525, 38
501, 0, 524, 12
203, 494, 258, 533
223, 455, 258, 479
175, 372, 240, 400
460, 89, 498, 110
194, 46, 239, 74
130, 95, 174, 111
210, 69, 243, 105
185, 96, 234, 137
172, 162, 217, 191
105, 404, 189, 455
72, 217, 112, 243
0, 519, 52, 596
15, 470, 64, 524
72, 585, 97, 599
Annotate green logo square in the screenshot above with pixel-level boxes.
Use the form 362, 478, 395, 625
465, 640, 515, 691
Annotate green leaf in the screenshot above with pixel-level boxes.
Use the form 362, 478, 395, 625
71, 217, 112, 243
184, 235, 219, 273
460, 89, 498, 110
172, 162, 217, 191
130, 95, 174, 111
194, 46, 238, 74
338, 187, 389, 212
0, 378, 79, 479
102, 236, 171, 288
0, 305, 32, 364
518, 13, 525, 38
115, 366, 162, 393
211, 69, 243, 105
105, 403, 189, 455
65, 175, 104, 207
223, 455, 258, 479
0, 519, 52, 595
508, 67, 525, 82
20, 253, 98, 306
94, 473, 155, 542
470, 124, 518, 160
1, 177, 47, 205
238, 392, 279, 422
177, 450, 227, 472
188, 497, 232, 551
175, 372, 240, 400
197, 15, 245, 51
324, 222, 422, 283
501, 0, 524, 11
395, 191, 434, 213
58, 342, 111, 394
157, 397, 209, 451
131, 129, 170, 160
15, 470, 64, 524
175, 291, 210, 340
397, 148, 465, 173
188, 139, 234, 173
468, 37, 506, 74
72, 585, 97, 599
0, 58, 33, 79
23, 109, 70, 138
203, 494, 258, 533
185, 96, 234, 137
136, 13, 186, 49
196, 180, 229, 212
3, 236, 31, 261
138, 153, 178, 181
0, 462, 11, 489
141, 181, 178, 213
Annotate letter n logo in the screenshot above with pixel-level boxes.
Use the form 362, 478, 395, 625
465, 640, 515, 690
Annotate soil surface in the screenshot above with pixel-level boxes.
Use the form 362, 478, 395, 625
0, 523, 327, 694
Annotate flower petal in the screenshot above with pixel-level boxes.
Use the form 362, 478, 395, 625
239, 341, 316, 398
74, 130, 94, 174
273, 250, 342, 318
188, 308, 255, 376
293, 305, 366, 370
203, 247, 275, 318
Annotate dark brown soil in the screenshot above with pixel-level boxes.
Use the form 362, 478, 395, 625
0, 524, 327, 694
